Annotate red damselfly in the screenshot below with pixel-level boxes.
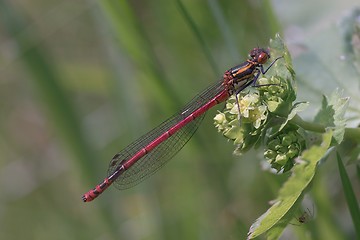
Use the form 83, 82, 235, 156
82, 48, 282, 202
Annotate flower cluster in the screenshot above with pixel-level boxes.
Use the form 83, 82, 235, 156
214, 92, 268, 152
264, 126, 305, 172
257, 76, 295, 115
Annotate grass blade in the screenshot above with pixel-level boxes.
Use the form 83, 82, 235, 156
337, 152, 360, 238
175, 0, 219, 75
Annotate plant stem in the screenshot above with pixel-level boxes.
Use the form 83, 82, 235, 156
290, 115, 325, 133
344, 128, 360, 143
290, 115, 360, 143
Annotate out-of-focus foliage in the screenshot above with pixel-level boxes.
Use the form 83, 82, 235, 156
0, 0, 359, 240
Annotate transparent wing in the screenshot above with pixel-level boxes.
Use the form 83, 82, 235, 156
107, 80, 224, 190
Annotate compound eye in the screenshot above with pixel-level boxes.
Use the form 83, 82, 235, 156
257, 52, 269, 64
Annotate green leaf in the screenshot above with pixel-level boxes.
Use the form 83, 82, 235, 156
337, 152, 360, 238
247, 130, 333, 239
314, 89, 349, 145
314, 95, 334, 125
269, 34, 296, 84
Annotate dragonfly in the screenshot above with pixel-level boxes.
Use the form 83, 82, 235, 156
82, 47, 282, 202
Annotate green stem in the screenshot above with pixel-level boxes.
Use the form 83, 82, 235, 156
290, 115, 326, 133
344, 128, 360, 143
290, 115, 360, 143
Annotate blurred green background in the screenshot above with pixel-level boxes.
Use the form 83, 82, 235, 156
1, 0, 359, 239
